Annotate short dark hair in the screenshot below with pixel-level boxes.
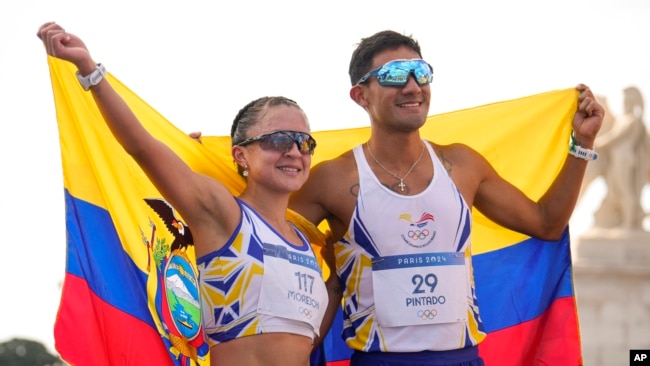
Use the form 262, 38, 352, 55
348, 30, 423, 86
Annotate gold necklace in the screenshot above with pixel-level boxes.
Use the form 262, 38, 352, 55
366, 141, 425, 192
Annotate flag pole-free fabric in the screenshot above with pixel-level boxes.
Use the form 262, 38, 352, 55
45, 56, 581, 365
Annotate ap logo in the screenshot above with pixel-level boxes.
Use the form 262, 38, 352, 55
630, 350, 650, 365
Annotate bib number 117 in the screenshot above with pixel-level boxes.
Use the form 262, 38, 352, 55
295, 272, 314, 294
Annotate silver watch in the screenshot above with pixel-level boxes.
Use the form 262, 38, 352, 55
76, 63, 106, 91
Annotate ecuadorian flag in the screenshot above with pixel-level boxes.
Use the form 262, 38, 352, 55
44, 56, 581, 365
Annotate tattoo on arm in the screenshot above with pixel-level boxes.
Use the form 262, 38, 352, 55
329, 284, 342, 295
349, 183, 359, 198
438, 151, 452, 174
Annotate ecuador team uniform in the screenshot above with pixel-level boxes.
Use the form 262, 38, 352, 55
335, 142, 486, 364
197, 198, 328, 347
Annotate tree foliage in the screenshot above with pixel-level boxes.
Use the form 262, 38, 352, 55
0, 338, 65, 366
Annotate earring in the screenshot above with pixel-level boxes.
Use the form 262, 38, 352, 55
242, 170, 248, 177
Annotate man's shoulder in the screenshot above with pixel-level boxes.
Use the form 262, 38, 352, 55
429, 141, 477, 159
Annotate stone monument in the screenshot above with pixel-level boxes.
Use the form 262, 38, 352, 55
573, 86, 650, 366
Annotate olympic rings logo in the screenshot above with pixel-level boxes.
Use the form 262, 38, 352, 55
408, 229, 430, 240
299, 307, 313, 319
416, 309, 438, 320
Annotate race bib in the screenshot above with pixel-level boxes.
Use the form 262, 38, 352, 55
257, 243, 327, 334
371, 252, 468, 327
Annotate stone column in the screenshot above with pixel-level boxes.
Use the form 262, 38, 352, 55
573, 228, 650, 366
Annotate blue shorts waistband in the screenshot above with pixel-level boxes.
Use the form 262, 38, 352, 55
351, 346, 484, 366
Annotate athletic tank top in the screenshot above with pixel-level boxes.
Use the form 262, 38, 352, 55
334, 141, 486, 352
197, 198, 328, 347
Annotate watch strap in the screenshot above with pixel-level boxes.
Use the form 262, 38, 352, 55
76, 63, 106, 91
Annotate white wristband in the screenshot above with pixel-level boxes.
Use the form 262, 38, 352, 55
76, 63, 106, 91
569, 135, 598, 161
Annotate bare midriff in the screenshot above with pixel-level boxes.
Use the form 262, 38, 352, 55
210, 332, 314, 366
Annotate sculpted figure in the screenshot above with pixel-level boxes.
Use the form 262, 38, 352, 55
584, 87, 649, 230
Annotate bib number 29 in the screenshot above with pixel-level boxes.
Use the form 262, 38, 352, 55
412, 273, 437, 294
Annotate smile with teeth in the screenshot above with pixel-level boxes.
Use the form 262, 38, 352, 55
399, 102, 420, 107
279, 167, 299, 172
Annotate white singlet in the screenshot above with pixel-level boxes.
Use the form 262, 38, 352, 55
334, 141, 486, 352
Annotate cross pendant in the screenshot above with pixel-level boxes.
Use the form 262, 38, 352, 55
398, 180, 406, 192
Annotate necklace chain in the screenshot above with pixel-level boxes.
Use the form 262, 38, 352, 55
366, 141, 425, 192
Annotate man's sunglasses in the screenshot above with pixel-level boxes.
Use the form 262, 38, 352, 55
236, 130, 317, 155
357, 59, 433, 87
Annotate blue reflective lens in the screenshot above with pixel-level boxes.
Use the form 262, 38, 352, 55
357, 59, 433, 86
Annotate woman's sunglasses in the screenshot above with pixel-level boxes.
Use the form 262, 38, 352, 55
357, 59, 433, 87
236, 130, 317, 155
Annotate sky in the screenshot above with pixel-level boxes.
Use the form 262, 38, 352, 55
1, 0, 649, 356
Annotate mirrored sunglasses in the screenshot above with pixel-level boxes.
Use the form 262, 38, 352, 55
357, 59, 433, 87
236, 130, 317, 155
